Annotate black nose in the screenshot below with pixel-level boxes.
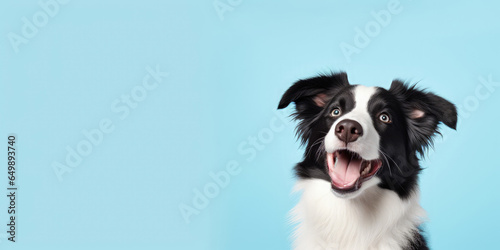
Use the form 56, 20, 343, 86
335, 119, 363, 144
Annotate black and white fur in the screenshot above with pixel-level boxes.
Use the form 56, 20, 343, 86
278, 73, 457, 250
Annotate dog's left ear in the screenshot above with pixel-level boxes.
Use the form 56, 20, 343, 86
389, 80, 457, 153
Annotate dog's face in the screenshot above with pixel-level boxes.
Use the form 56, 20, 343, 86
278, 73, 457, 199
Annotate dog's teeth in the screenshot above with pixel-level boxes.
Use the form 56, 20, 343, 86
361, 162, 372, 176
361, 167, 367, 175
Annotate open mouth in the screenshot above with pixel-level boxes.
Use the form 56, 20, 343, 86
327, 149, 382, 193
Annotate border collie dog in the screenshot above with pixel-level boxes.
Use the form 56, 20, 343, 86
278, 73, 457, 250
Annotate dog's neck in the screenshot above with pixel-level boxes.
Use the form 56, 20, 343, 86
291, 178, 426, 250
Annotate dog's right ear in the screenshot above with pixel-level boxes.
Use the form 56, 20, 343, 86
278, 72, 349, 145
278, 73, 350, 117
278, 73, 350, 121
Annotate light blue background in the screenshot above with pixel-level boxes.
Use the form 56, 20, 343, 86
1, 0, 499, 249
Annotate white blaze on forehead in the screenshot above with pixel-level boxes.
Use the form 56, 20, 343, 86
353, 85, 378, 108
324, 85, 380, 160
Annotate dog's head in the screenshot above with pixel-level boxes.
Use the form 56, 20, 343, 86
278, 73, 457, 199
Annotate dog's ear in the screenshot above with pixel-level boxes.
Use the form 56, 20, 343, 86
389, 80, 457, 154
278, 72, 349, 114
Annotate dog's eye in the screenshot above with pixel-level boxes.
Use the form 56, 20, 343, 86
379, 113, 391, 123
331, 108, 342, 117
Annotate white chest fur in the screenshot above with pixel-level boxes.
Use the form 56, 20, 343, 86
290, 179, 426, 250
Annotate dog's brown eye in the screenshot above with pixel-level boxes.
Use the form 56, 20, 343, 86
379, 113, 391, 123
331, 108, 342, 117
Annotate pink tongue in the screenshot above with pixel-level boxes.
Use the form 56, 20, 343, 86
328, 153, 362, 188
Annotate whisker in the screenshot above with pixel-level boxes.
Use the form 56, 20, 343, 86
378, 149, 404, 175
315, 141, 326, 163
378, 150, 393, 176
305, 136, 326, 160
